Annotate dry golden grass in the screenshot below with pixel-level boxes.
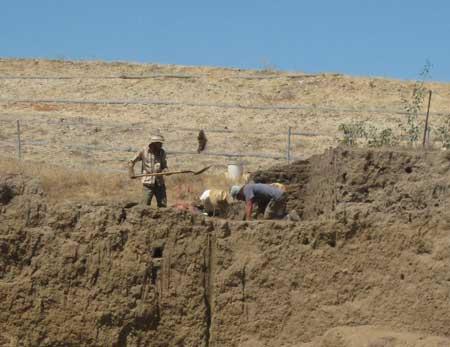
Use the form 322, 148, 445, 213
2, 58, 450, 173
0, 156, 241, 205
31, 103, 62, 112
0, 156, 139, 202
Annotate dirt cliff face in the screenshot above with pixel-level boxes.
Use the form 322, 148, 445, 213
0, 175, 211, 346
2, 147, 450, 346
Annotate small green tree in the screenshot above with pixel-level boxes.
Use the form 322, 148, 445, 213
400, 61, 432, 146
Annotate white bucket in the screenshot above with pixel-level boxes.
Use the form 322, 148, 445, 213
227, 162, 244, 181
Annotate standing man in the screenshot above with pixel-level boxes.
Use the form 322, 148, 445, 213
129, 134, 168, 207
230, 183, 286, 220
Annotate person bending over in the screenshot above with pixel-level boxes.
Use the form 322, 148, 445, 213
230, 183, 286, 220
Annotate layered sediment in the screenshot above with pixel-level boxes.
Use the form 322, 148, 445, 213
2, 147, 450, 346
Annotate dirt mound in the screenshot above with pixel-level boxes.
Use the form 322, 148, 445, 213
253, 146, 450, 223
1, 147, 450, 346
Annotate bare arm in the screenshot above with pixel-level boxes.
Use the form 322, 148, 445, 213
245, 200, 253, 220
128, 150, 143, 178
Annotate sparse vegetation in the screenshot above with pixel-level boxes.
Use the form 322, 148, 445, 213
436, 114, 450, 149
258, 58, 278, 74
365, 125, 397, 147
338, 121, 368, 146
339, 61, 432, 148
338, 121, 396, 147
259, 84, 297, 104
400, 61, 432, 146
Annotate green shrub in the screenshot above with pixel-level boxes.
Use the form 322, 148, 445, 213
338, 121, 396, 147
339, 62, 432, 149
436, 114, 450, 149
366, 126, 397, 147
338, 121, 367, 145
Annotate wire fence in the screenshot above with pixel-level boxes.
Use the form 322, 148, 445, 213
0, 72, 336, 81
1, 96, 449, 116
0, 118, 317, 173
0, 114, 325, 138
1, 83, 448, 173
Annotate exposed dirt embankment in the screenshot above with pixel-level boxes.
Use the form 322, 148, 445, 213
254, 146, 450, 223
2, 147, 450, 347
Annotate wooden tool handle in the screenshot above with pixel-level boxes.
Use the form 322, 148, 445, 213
132, 170, 192, 178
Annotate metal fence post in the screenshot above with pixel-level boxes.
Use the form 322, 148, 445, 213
423, 90, 432, 148
16, 120, 22, 159
286, 126, 292, 163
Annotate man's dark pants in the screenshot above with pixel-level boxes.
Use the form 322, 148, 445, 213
143, 184, 167, 207
263, 194, 287, 219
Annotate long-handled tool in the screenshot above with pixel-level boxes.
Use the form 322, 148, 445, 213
131, 166, 211, 179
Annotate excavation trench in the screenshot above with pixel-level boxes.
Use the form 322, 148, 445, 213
2, 147, 450, 346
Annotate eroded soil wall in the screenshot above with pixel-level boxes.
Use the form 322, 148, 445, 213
2, 147, 450, 346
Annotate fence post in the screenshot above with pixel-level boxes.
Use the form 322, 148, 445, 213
423, 90, 432, 148
16, 120, 22, 159
286, 126, 292, 163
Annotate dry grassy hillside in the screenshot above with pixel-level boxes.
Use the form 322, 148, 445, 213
1, 58, 450, 173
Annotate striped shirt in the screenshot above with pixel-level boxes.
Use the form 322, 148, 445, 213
129, 146, 168, 186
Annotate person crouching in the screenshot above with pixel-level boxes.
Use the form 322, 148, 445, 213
199, 189, 229, 217
230, 183, 286, 220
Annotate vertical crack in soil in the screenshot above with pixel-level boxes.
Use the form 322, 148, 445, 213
202, 233, 214, 347
116, 324, 132, 347
241, 265, 247, 320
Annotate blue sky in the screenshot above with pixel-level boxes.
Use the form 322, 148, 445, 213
1, 1, 449, 81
